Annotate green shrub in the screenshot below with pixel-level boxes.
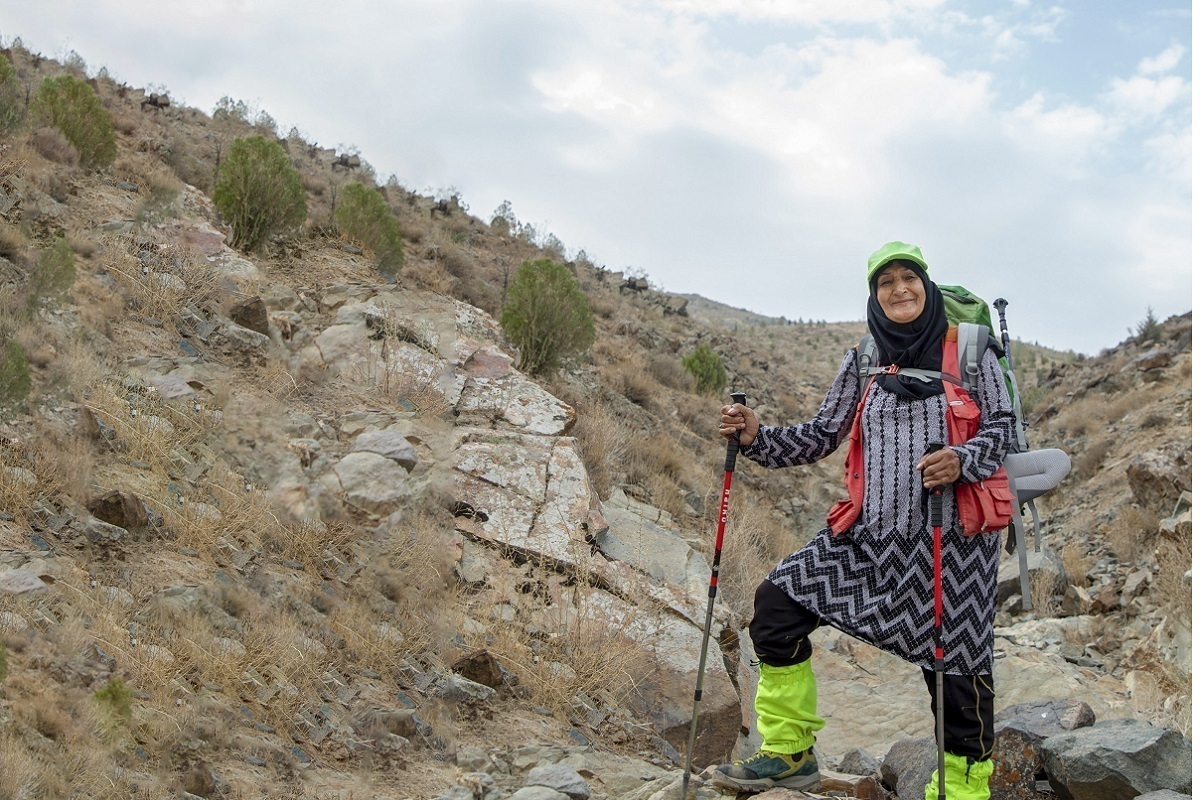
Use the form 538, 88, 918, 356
335, 182, 404, 277
500, 259, 594, 375
93, 677, 133, 723
682, 343, 727, 395
28, 237, 75, 311
0, 54, 23, 132
30, 75, 116, 169
212, 135, 307, 251
0, 338, 30, 411
1132, 306, 1163, 345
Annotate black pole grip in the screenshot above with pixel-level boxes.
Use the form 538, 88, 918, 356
923, 442, 945, 528
725, 392, 747, 472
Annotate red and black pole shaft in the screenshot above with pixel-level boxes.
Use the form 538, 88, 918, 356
681, 391, 746, 799
923, 441, 947, 800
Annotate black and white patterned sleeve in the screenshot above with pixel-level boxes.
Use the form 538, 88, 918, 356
952, 348, 1016, 483
742, 350, 860, 469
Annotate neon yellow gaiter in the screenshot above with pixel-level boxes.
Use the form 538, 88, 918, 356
754, 660, 825, 753
925, 754, 993, 800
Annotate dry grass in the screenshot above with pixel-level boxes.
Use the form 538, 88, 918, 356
1108, 505, 1157, 564
1030, 569, 1058, 618
30, 126, 79, 166
718, 492, 797, 620
1071, 436, 1113, 482
104, 237, 223, 327
1061, 538, 1091, 587
572, 399, 627, 499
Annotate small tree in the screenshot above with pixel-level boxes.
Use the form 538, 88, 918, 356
30, 75, 116, 169
682, 343, 727, 395
1132, 306, 1163, 345
500, 259, 594, 375
0, 53, 24, 133
335, 182, 404, 278
212, 135, 307, 252
27, 236, 76, 312
0, 339, 30, 411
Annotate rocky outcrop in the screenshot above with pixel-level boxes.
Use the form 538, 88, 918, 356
1042, 719, 1191, 800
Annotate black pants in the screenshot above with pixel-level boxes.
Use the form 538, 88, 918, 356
750, 580, 995, 761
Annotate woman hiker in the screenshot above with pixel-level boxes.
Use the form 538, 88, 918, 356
711, 241, 1014, 800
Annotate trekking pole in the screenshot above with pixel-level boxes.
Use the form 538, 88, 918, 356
992, 297, 1029, 452
993, 298, 1013, 364
922, 442, 947, 800
681, 391, 747, 800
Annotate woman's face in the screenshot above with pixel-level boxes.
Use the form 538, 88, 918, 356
875, 262, 926, 324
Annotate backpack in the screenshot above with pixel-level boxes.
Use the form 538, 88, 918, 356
829, 325, 1015, 537
857, 285, 1028, 453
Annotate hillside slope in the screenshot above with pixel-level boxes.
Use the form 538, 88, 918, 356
0, 44, 1189, 799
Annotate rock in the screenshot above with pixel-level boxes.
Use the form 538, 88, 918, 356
998, 548, 1065, 607
435, 673, 497, 703
1091, 582, 1121, 613
881, 737, 936, 800
84, 517, 129, 543
452, 649, 504, 689
1062, 585, 1092, 616
508, 788, 570, 800
838, 747, 882, 776
1042, 719, 1191, 800
0, 570, 49, 595
1134, 792, 1191, 800
993, 699, 1096, 800
1121, 569, 1152, 607
1129, 349, 1172, 371
525, 765, 591, 800
456, 745, 491, 772
353, 430, 418, 472
87, 490, 149, 531
149, 374, 197, 400
229, 296, 270, 336
333, 452, 411, 516
818, 771, 890, 800
209, 321, 271, 366
1126, 443, 1191, 517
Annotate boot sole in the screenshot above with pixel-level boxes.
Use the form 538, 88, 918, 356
710, 770, 822, 794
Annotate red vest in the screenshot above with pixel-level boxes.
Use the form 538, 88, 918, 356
827, 331, 1014, 536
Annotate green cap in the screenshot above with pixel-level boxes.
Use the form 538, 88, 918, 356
867, 241, 929, 284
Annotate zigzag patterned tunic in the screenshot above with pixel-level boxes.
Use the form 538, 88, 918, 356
743, 348, 1015, 675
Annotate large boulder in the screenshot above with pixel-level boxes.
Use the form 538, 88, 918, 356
881, 736, 936, 800
1042, 719, 1191, 800
333, 452, 411, 516
1126, 443, 1191, 517
998, 548, 1065, 607
993, 699, 1096, 800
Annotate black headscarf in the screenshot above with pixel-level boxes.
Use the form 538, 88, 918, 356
866, 261, 948, 400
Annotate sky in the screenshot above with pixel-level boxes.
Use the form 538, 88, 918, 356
1, 0, 1191, 355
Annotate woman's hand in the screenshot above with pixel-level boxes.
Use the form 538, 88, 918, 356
916, 448, 962, 488
720, 403, 760, 448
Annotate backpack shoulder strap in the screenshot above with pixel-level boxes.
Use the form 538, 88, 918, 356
955, 322, 989, 392
856, 335, 876, 398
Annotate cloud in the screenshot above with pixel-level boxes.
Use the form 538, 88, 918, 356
653, 0, 948, 25
1137, 42, 1187, 75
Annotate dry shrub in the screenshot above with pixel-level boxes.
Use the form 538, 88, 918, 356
67, 231, 98, 258
0, 734, 41, 798
480, 571, 651, 715
602, 357, 658, 408
162, 465, 281, 556
648, 353, 692, 392
401, 257, 456, 296
0, 222, 28, 262
719, 492, 796, 619
1152, 523, 1191, 615
111, 113, 138, 136
625, 431, 690, 490
1108, 504, 1157, 564
1061, 538, 1091, 587
1030, 569, 1058, 618
1071, 436, 1112, 482
589, 293, 617, 320
30, 125, 79, 166
105, 238, 222, 325
363, 512, 462, 662
572, 399, 627, 499
1054, 395, 1103, 438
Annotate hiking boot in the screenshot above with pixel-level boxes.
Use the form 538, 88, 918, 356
711, 748, 821, 793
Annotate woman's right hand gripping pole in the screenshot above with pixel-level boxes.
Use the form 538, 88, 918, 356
720, 401, 760, 448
